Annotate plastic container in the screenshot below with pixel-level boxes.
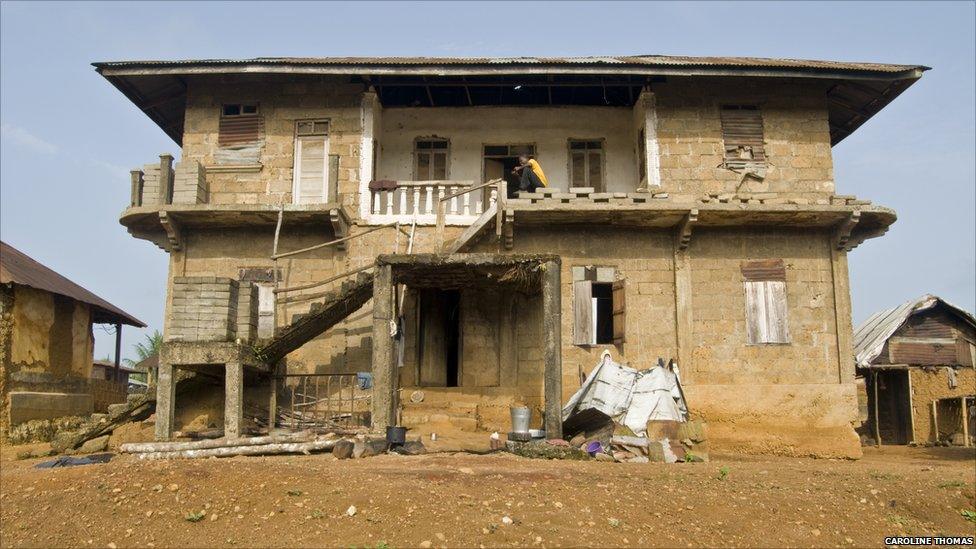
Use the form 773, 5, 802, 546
510, 406, 531, 433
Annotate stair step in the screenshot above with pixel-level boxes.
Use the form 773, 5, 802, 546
401, 411, 479, 432
403, 401, 478, 415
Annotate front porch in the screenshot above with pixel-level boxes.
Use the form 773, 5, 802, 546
369, 253, 563, 438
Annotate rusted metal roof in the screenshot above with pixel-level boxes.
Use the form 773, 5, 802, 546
93, 55, 926, 74
853, 294, 976, 368
0, 241, 145, 327
93, 54, 928, 146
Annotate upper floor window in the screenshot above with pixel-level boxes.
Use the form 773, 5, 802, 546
720, 105, 766, 169
414, 138, 449, 180
569, 139, 604, 191
293, 120, 330, 204
219, 103, 262, 148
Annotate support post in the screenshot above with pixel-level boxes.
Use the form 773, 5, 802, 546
268, 368, 279, 432
155, 362, 176, 441
159, 153, 174, 205
960, 397, 969, 447
872, 371, 881, 447
113, 322, 122, 382
541, 259, 563, 438
371, 263, 396, 431
673, 212, 696, 382
225, 362, 244, 439
931, 400, 939, 444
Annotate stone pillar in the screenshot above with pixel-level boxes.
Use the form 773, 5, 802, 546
830, 246, 855, 384
541, 259, 563, 438
267, 368, 279, 432
155, 362, 176, 441
159, 154, 174, 205
370, 263, 395, 431
673, 244, 694, 382
225, 362, 244, 439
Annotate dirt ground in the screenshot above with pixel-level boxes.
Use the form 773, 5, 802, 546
0, 443, 974, 548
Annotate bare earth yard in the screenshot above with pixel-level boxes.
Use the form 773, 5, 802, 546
1, 444, 974, 548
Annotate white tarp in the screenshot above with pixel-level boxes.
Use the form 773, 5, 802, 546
562, 352, 688, 436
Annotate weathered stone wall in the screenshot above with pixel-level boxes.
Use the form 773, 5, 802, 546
1, 285, 96, 433
181, 75, 364, 209
909, 366, 976, 443
654, 77, 835, 200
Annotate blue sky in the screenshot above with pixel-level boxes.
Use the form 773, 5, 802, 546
1, 1, 974, 361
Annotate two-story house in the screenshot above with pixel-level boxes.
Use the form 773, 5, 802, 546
96, 55, 926, 457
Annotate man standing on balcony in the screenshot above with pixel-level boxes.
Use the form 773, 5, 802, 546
513, 155, 549, 193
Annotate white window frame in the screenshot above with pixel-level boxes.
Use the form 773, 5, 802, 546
292, 120, 330, 205
413, 138, 450, 180
568, 139, 605, 190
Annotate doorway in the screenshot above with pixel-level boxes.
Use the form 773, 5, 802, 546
484, 144, 535, 198
418, 289, 461, 387
868, 370, 912, 444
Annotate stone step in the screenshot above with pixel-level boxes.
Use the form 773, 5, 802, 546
401, 411, 479, 432
402, 400, 478, 415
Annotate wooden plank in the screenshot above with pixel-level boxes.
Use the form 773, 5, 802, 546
889, 340, 959, 365
612, 279, 626, 344
573, 280, 593, 345
765, 280, 790, 343
744, 281, 764, 344
741, 259, 786, 281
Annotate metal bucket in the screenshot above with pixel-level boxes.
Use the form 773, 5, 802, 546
510, 406, 531, 433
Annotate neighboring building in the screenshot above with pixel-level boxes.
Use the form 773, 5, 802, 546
95, 55, 927, 457
855, 295, 975, 446
0, 241, 145, 437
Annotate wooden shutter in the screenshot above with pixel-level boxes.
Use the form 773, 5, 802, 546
218, 114, 263, 147
742, 260, 789, 344
721, 106, 765, 169
294, 136, 328, 204
256, 284, 276, 339
612, 279, 626, 344
573, 280, 594, 345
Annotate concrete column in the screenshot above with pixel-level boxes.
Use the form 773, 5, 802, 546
155, 362, 176, 441
267, 369, 279, 432
224, 362, 244, 439
830, 246, 855, 383
370, 263, 395, 430
673, 246, 694, 382
541, 259, 563, 438
159, 154, 174, 205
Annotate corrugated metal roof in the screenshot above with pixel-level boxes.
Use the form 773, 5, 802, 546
853, 294, 976, 368
94, 54, 927, 74
0, 241, 145, 327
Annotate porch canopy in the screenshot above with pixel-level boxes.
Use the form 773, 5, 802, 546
369, 253, 563, 437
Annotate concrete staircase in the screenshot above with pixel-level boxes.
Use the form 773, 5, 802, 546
401, 391, 481, 432
257, 271, 374, 364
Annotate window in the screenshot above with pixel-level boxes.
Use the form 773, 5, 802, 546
720, 105, 766, 169
292, 120, 330, 204
573, 267, 625, 345
741, 259, 790, 344
569, 140, 604, 190
219, 104, 262, 147
414, 138, 449, 180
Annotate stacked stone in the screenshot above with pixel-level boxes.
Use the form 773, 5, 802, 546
235, 282, 259, 343
140, 163, 162, 206
172, 159, 207, 205
168, 277, 239, 342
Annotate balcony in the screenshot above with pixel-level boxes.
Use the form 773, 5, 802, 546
365, 180, 496, 226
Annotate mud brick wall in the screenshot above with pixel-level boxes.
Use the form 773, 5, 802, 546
167, 277, 239, 342
909, 367, 976, 443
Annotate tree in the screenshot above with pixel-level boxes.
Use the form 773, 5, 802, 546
123, 330, 162, 368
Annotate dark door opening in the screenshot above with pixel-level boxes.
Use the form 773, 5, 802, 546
484, 144, 535, 198
868, 370, 912, 444
418, 289, 462, 387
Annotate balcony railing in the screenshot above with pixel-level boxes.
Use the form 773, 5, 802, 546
130, 154, 207, 207
367, 180, 493, 225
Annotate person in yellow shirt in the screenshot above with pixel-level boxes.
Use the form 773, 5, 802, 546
514, 155, 549, 193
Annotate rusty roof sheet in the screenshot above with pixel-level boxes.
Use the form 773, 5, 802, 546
0, 241, 145, 327
853, 294, 976, 368
93, 55, 926, 73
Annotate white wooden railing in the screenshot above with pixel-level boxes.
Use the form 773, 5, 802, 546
366, 180, 491, 225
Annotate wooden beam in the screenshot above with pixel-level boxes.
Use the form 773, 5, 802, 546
370, 264, 396, 431
541, 259, 562, 438
140, 87, 186, 110
873, 371, 881, 447
114, 322, 123, 382
962, 397, 971, 448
